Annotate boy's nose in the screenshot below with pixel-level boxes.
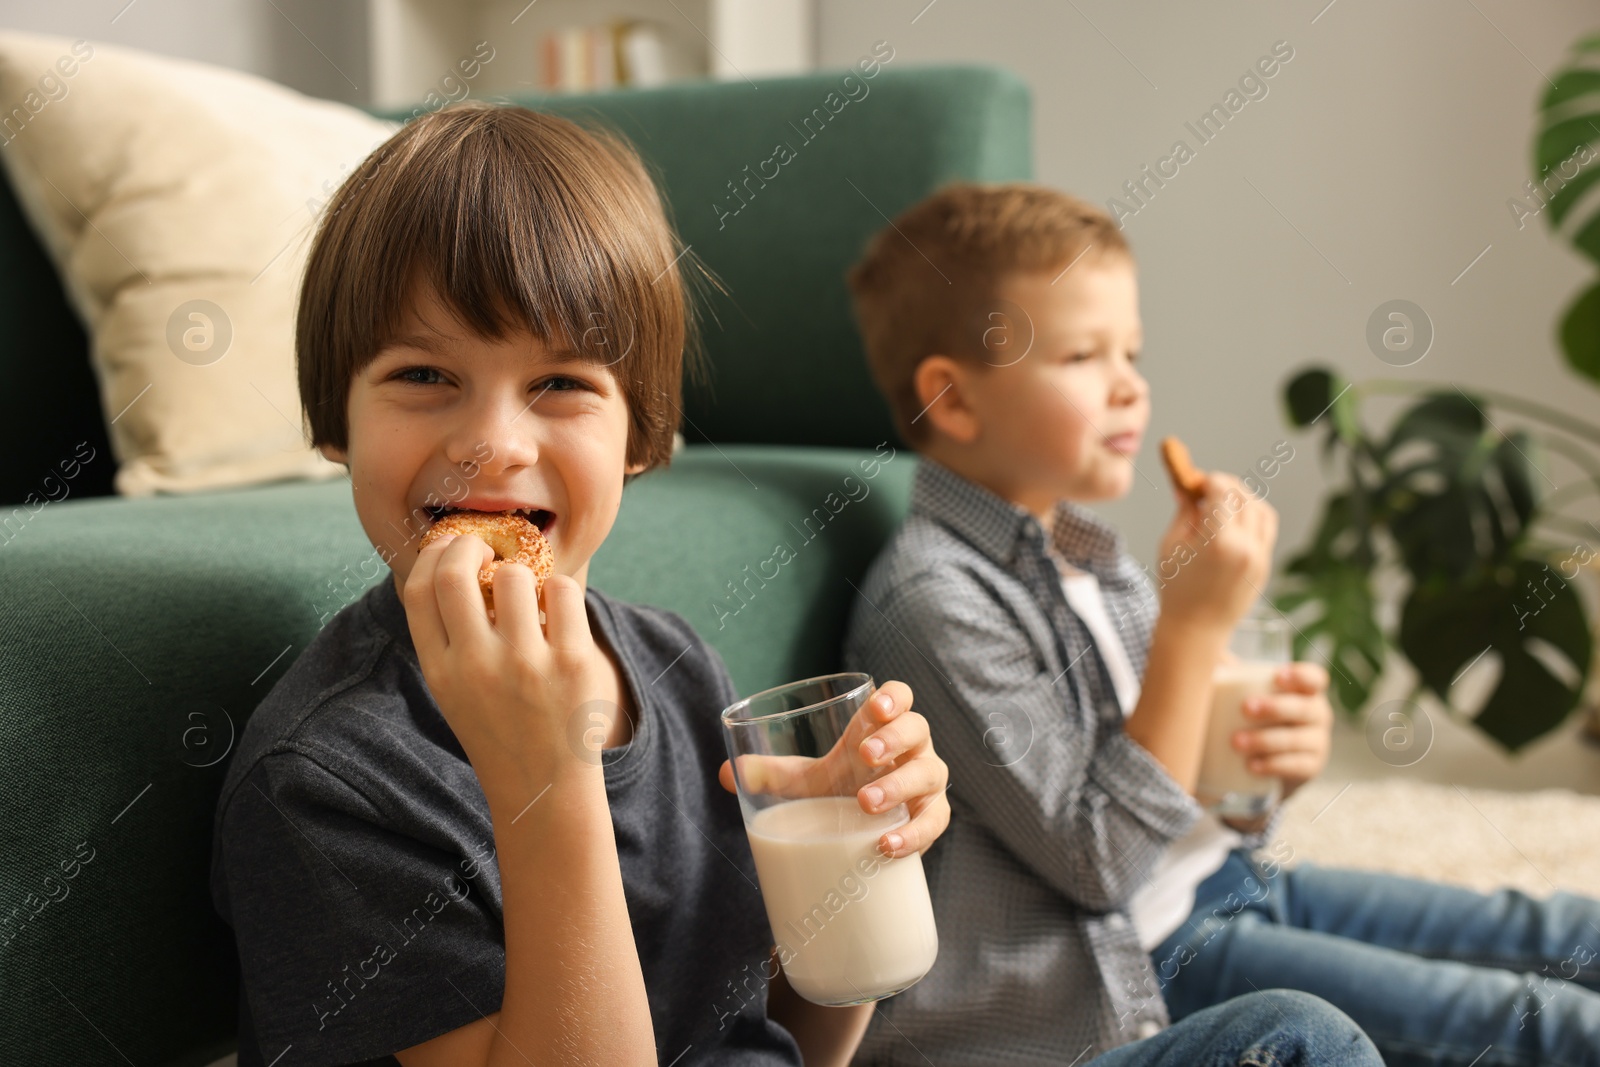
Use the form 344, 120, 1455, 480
1111, 363, 1148, 405
448, 395, 538, 474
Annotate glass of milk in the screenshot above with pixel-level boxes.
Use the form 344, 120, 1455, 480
1196, 612, 1293, 819
721, 672, 940, 1007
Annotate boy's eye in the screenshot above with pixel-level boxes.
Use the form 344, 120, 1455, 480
392, 365, 444, 386
387, 370, 590, 393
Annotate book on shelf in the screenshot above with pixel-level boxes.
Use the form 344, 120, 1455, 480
539, 21, 693, 92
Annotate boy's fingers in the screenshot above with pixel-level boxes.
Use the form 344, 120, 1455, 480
1242, 693, 1323, 726
434, 535, 496, 644
735, 679, 924, 799
865, 681, 913, 723
857, 752, 947, 815
1272, 661, 1329, 695
859, 710, 930, 768
717, 759, 736, 795
1248, 752, 1322, 780
402, 535, 454, 650
1197, 473, 1243, 514
1235, 725, 1323, 757
881, 790, 951, 858
732, 752, 817, 798
541, 574, 592, 656
843, 680, 913, 761
490, 562, 542, 649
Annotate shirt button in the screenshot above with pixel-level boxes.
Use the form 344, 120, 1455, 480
1106, 913, 1128, 931
1137, 1020, 1163, 1040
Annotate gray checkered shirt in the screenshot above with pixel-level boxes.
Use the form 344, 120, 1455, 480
843, 457, 1208, 1065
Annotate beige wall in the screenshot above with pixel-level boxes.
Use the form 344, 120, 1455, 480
0, 0, 368, 105
819, 0, 1600, 572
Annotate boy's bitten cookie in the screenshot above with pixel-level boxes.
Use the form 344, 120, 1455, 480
419, 511, 554, 610
1159, 436, 1208, 503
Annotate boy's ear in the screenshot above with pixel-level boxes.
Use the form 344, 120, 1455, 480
913, 355, 981, 445
317, 443, 349, 465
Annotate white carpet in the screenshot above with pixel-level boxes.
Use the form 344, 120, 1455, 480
1277, 778, 1600, 897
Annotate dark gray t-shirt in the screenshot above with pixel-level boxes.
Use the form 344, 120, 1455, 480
211, 576, 799, 1067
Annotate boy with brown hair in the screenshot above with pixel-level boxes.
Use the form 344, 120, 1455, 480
210, 101, 954, 1067
842, 182, 1600, 1066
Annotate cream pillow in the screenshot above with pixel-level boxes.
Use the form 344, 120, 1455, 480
0, 32, 399, 495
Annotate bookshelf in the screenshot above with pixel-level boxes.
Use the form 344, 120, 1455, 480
369, 0, 814, 109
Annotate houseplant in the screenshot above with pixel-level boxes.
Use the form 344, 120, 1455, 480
1275, 369, 1597, 751
1531, 30, 1600, 385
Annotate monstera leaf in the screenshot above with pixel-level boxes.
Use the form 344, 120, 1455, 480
1284, 367, 1357, 443
1383, 393, 1484, 457
1537, 34, 1600, 386
1275, 557, 1386, 715
1377, 396, 1543, 580
1274, 490, 1385, 714
1400, 560, 1592, 751
1559, 279, 1600, 384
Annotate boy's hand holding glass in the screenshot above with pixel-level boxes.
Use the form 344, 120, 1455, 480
1231, 660, 1333, 802
718, 678, 950, 859
720, 675, 948, 1006
402, 531, 612, 804
1200, 610, 1334, 820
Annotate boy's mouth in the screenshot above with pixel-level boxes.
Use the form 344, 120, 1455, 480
423, 504, 555, 535
1104, 432, 1142, 456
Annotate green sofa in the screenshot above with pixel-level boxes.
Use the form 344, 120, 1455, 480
0, 66, 1030, 1065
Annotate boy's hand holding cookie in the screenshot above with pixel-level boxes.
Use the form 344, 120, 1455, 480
718, 681, 951, 859
404, 529, 612, 807
1155, 436, 1278, 633
1233, 661, 1333, 800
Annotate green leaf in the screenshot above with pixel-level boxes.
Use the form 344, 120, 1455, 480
1399, 559, 1592, 751
1558, 278, 1600, 386
1488, 432, 1539, 548
1533, 115, 1600, 200
1283, 367, 1348, 428
1377, 394, 1505, 576
1383, 393, 1484, 459
1541, 156, 1600, 230
1387, 483, 1481, 578
1573, 208, 1600, 266
1540, 67, 1600, 109
1273, 561, 1385, 716
1288, 491, 1364, 568
1538, 36, 1600, 279
1384, 424, 1535, 574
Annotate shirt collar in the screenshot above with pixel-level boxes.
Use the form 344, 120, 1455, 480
908, 456, 1131, 583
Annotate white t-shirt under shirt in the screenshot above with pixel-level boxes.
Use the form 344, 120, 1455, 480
1057, 565, 1240, 952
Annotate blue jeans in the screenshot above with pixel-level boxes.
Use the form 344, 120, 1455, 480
1085, 989, 1382, 1066
1152, 850, 1600, 1066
